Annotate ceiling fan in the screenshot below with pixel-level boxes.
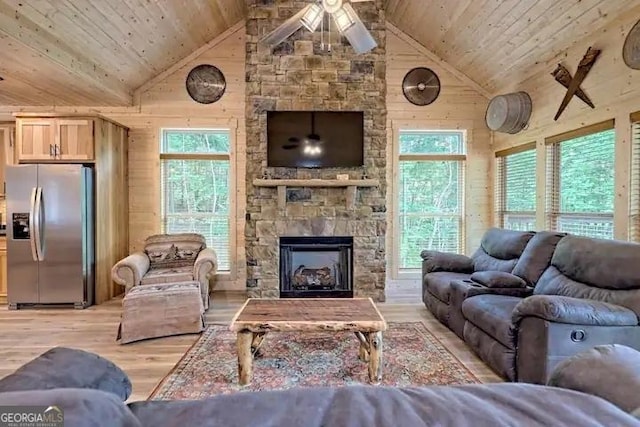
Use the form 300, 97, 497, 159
260, 0, 377, 55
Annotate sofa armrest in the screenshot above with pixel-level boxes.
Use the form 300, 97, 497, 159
512, 295, 639, 326
470, 271, 527, 288
194, 247, 218, 281
420, 250, 474, 274
0, 347, 132, 401
111, 252, 150, 293
548, 344, 640, 412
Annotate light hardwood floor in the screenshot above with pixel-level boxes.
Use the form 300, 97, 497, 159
0, 284, 499, 402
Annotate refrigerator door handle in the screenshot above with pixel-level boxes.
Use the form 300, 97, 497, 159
34, 186, 44, 261
28, 187, 38, 261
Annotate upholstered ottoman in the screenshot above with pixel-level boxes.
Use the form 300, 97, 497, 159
118, 281, 205, 344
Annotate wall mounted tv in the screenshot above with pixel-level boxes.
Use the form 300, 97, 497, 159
267, 111, 364, 168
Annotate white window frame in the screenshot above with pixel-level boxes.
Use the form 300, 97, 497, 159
495, 143, 537, 231
390, 122, 467, 279
159, 126, 236, 276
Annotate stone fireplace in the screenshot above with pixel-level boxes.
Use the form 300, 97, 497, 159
280, 236, 353, 298
245, 0, 387, 301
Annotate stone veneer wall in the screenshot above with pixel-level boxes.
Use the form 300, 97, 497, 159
245, 0, 387, 301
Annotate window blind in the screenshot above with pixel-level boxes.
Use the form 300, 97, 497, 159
630, 121, 640, 242
504, 149, 536, 230
546, 127, 615, 239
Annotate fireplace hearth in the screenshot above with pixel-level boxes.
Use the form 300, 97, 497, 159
279, 236, 353, 298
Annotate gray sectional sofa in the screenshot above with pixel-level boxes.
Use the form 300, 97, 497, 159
422, 228, 640, 383
1, 346, 640, 426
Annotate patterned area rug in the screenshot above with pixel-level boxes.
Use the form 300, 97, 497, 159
150, 322, 480, 400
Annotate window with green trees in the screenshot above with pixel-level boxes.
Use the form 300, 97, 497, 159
397, 130, 465, 270
496, 145, 536, 231
546, 124, 615, 239
161, 129, 231, 271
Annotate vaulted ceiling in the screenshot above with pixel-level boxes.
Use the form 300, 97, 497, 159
0, 0, 636, 106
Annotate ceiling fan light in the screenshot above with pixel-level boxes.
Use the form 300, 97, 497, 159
333, 7, 356, 33
300, 4, 323, 32
322, 0, 343, 14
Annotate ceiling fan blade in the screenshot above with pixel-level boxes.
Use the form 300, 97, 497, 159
340, 3, 377, 54
259, 5, 310, 49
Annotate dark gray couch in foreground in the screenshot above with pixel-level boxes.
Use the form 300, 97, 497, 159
1, 346, 640, 426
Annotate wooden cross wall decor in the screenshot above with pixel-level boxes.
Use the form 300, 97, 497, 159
551, 46, 601, 121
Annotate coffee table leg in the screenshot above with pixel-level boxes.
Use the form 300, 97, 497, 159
252, 332, 267, 358
367, 331, 383, 384
237, 331, 253, 386
355, 332, 370, 362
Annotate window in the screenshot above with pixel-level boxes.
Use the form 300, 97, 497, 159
161, 129, 231, 271
495, 143, 537, 231
397, 130, 466, 270
631, 113, 640, 241
545, 121, 615, 239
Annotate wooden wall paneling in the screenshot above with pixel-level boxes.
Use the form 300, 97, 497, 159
386, 28, 492, 277
614, 113, 632, 241
493, 10, 640, 240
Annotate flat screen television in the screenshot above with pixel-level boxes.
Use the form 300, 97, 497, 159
267, 111, 364, 168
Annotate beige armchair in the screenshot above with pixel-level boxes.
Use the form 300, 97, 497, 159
112, 233, 217, 309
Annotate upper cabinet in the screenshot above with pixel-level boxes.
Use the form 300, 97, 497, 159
16, 117, 94, 162
0, 123, 16, 196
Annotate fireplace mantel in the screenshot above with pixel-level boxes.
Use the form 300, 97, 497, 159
253, 179, 379, 210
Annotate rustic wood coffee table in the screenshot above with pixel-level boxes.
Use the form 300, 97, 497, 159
229, 298, 387, 386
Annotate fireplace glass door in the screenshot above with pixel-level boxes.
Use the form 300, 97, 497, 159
279, 236, 353, 298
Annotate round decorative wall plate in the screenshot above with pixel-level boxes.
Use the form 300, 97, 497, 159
185, 64, 226, 104
623, 19, 640, 70
402, 67, 441, 106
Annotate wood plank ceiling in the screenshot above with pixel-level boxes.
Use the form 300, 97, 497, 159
385, 0, 640, 94
0, 0, 245, 105
0, 0, 637, 106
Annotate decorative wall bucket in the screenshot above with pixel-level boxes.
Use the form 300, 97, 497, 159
485, 91, 532, 134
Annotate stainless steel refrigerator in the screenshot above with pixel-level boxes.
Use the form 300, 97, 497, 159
6, 164, 94, 309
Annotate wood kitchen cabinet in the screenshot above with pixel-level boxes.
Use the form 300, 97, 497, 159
0, 123, 16, 196
16, 117, 94, 162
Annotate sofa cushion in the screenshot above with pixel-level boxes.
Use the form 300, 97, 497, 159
129, 384, 640, 427
534, 266, 640, 316
0, 347, 132, 400
144, 233, 206, 269
478, 228, 535, 260
552, 235, 640, 291
470, 271, 527, 288
0, 389, 141, 427
547, 345, 640, 413
512, 231, 566, 286
140, 266, 193, 285
462, 295, 522, 349
425, 272, 471, 304
471, 250, 518, 273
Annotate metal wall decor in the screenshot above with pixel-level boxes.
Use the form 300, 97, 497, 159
552, 46, 600, 121
623, 19, 640, 70
185, 64, 226, 104
402, 67, 441, 106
